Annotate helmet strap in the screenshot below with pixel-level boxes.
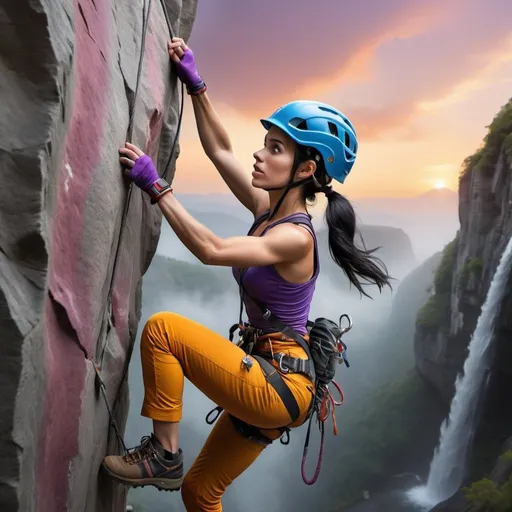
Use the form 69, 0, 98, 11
264, 149, 320, 220
266, 176, 312, 221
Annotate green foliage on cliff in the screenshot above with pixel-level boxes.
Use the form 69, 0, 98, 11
502, 451, 512, 463
461, 97, 512, 178
434, 236, 459, 293
463, 474, 512, 511
415, 293, 449, 330
458, 257, 484, 289
416, 235, 458, 330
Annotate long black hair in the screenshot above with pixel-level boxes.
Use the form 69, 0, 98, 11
295, 145, 392, 298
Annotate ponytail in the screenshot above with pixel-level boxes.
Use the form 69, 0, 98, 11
297, 146, 392, 298
324, 190, 391, 298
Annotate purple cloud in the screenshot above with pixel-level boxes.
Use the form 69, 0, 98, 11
185, 0, 448, 113
183, 0, 512, 142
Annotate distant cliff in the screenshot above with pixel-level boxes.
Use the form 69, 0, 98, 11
0, 1, 197, 511
317, 223, 417, 287
414, 98, 512, 509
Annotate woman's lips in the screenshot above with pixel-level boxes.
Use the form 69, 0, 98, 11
252, 164, 264, 176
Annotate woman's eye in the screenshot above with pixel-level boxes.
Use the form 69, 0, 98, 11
272, 145, 279, 153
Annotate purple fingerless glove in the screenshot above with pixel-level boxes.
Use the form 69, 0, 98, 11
127, 154, 159, 191
176, 49, 205, 92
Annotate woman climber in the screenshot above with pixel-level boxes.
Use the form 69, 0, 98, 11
102, 37, 391, 511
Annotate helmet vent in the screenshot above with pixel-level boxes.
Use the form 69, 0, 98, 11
327, 122, 338, 137
289, 117, 308, 130
318, 105, 341, 116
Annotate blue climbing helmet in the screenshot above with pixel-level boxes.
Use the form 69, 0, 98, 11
260, 100, 358, 183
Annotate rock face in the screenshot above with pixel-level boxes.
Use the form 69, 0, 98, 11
413, 98, 512, 503
415, 98, 512, 404
0, 1, 196, 511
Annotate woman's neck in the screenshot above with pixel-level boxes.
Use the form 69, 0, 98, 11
267, 187, 308, 221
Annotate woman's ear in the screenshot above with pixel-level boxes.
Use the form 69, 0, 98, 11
297, 159, 317, 179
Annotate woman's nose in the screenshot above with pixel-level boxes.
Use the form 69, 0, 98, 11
253, 149, 263, 162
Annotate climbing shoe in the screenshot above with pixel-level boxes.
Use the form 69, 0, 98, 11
102, 434, 183, 491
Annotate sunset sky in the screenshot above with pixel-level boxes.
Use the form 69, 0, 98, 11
171, 0, 512, 199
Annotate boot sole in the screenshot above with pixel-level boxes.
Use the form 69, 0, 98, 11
101, 463, 183, 491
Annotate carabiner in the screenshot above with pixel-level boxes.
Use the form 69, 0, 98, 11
338, 313, 353, 335
280, 429, 290, 445
276, 353, 290, 374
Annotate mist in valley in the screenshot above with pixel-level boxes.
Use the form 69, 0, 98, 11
123, 195, 456, 511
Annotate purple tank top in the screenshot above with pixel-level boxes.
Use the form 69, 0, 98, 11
232, 211, 319, 335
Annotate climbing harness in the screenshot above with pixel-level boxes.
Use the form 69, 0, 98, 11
93, 0, 184, 456
206, 299, 352, 484
233, 305, 352, 485
205, 212, 353, 485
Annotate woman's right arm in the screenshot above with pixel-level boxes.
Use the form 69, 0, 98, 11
190, 92, 268, 216
168, 38, 269, 217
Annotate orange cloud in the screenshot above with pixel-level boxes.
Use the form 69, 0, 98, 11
346, 102, 415, 139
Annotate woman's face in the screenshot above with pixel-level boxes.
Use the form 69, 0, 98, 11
252, 126, 297, 190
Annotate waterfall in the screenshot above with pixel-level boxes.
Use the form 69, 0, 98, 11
407, 235, 512, 509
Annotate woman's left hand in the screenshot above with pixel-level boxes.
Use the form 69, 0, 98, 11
119, 142, 160, 191
119, 142, 144, 168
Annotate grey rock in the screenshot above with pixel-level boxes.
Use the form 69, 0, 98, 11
0, 0, 197, 510
415, 108, 512, 403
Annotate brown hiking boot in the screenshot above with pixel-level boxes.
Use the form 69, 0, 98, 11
102, 434, 183, 491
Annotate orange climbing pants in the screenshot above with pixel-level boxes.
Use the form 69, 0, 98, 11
140, 311, 314, 512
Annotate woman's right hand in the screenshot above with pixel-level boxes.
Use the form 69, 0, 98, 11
168, 37, 203, 91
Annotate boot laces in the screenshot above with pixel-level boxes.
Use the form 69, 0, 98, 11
123, 436, 156, 465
